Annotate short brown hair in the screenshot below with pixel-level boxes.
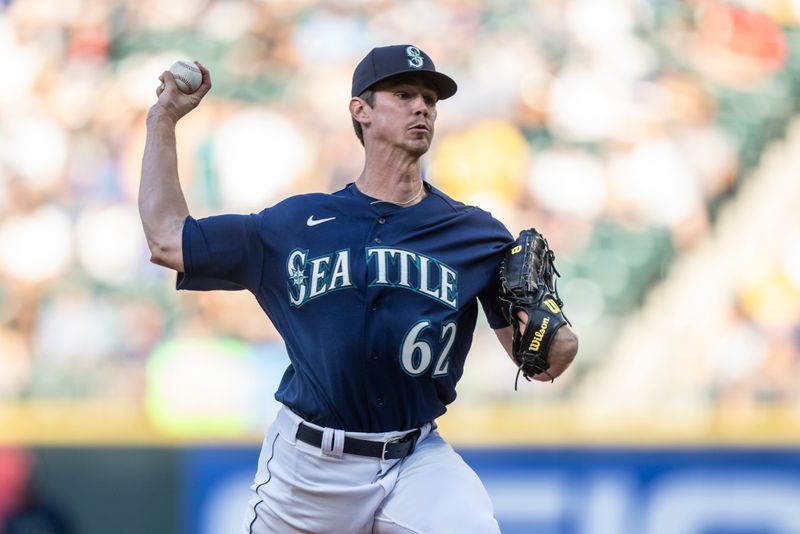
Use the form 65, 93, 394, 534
352, 89, 374, 147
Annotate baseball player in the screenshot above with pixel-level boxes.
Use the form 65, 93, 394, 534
140, 44, 578, 533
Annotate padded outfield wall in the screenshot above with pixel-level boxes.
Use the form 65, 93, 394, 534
2, 444, 799, 534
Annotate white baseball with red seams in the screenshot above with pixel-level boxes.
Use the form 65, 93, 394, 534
169, 60, 201, 93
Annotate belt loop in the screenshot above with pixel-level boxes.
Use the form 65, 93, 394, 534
332, 429, 345, 457
321, 427, 345, 458
321, 428, 334, 456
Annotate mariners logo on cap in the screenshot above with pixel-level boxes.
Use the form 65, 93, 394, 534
406, 46, 424, 69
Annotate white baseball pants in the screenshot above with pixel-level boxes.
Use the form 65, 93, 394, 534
240, 405, 500, 534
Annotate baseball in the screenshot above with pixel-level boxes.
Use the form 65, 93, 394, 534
169, 60, 202, 94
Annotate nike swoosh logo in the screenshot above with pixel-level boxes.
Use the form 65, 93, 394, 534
307, 215, 336, 227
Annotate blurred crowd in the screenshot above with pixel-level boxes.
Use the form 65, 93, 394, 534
1, 0, 799, 438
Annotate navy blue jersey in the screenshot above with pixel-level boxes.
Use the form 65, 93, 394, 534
177, 182, 513, 432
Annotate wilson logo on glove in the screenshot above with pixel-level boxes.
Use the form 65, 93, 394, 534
528, 317, 550, 352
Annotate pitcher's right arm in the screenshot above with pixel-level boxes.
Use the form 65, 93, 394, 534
139, 61, 212, 272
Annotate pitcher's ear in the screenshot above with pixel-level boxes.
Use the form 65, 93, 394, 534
350, 97, 371, 126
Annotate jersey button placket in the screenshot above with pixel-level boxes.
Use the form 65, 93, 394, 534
377, 217, 386, 225
376, 395, 384, 406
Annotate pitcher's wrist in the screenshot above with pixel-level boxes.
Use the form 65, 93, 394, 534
147, 105, 178, 126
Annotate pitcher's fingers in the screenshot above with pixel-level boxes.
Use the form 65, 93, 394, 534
156, 82, 165, 97
158, 71, 179, 98
161, 70, 176, 86
193, 61, 212, 97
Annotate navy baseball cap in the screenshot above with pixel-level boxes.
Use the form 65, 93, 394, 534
351, 44, 458, 100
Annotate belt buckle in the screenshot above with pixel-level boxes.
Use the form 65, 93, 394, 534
381, 435, 404, 461
381, 429, 420, 460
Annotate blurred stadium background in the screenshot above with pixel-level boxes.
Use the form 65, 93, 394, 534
1, 0, 800, 532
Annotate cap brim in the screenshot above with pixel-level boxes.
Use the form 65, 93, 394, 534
361, 70, 458, 100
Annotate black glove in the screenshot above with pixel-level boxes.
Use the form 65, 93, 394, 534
500, 229, 570, 389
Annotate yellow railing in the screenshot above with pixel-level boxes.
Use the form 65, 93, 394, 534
2, 401, 800, 447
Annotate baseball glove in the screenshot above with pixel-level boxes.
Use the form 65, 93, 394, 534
499, 229, 570, 389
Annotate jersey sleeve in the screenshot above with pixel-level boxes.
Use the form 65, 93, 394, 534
474, 210, 514, 330
479, 276, 509, 329
176, 213, 266, 292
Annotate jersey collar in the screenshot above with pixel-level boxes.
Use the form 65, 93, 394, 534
346, 181, 432, 213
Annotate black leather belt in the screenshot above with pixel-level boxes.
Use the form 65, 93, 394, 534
295, 423, 420, 460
